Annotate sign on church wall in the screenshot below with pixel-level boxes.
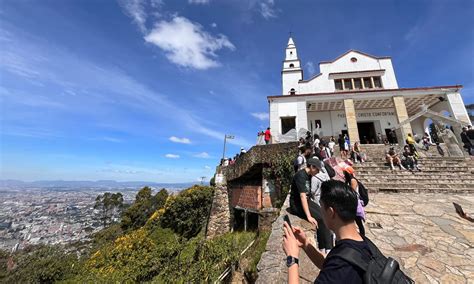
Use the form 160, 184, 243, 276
336, 111, 395, 119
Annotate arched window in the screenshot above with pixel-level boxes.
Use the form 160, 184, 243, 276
290, 88, 296, 95
289, 63, 294, 68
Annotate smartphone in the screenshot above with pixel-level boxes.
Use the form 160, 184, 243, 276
283, 215, 293, 229
453, 202, 465, 217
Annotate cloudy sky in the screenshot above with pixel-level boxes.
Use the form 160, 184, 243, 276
1, 0, 473, 182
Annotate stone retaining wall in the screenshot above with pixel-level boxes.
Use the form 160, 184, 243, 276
205, 186, 231, 239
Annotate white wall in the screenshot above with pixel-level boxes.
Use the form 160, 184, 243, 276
288, 51, 399, 94
307, 107, 398, 137
282, 71, 303, 96
446, 92, 471, 125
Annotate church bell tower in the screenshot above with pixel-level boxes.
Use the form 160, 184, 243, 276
282, 37, 303, 96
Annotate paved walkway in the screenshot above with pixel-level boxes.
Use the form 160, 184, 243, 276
366, 193, 474, 283
256, 192, 474, 283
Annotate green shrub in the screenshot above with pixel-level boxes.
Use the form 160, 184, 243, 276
160, 185, 214, 239
3, 245, 80, 283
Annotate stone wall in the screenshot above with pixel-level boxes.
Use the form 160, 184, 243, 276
221, 142, 298, 182
256, 195, 319, 283
205, 185, 231, 239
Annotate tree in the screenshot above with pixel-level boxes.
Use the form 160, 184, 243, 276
2, 245, 79, 283
94, 192, 124, 227
121, 187, 169, 231
160, 185, 214, 239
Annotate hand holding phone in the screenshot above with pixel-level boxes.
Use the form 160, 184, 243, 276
283, 215, 292, 229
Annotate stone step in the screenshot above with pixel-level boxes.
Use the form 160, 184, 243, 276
357, 172, 474, 177
359, 179, 474, 185
358, 161, 468, 165
362, 182, 474, 189
354, 166, 470, 172
376, 187, 474, 194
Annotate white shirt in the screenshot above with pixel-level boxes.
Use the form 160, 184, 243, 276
309, 167, 330, 204
328, 141, 335, 151
296, 155, 306, 171
313, 138, 320, 149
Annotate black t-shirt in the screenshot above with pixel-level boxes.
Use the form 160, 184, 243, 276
338, 137, 345, 148
315, 238, 371, 284
289, 169, 310, 213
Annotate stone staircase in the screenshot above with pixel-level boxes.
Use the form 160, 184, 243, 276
346, 144, 474, 193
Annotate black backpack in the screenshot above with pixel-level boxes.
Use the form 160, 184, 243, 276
330, 237, 414, 284
355, 177, 369, 206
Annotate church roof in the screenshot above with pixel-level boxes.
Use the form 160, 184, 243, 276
319, 50, 391, 65
287, 37, 295, 48
267, 85, 463, 101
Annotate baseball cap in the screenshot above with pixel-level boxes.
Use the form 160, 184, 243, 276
344, 166, 355, 175
307, 158, 323, 170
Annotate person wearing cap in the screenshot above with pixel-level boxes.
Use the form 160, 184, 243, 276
240, 147, 247, 154
290, 158, 333, 252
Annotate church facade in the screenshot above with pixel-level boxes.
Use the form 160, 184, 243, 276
268, 37, 471, 144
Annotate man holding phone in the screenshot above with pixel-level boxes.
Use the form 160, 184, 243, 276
284, 180, 368, 283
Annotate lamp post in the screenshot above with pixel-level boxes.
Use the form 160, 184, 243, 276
222, 134, 235, 160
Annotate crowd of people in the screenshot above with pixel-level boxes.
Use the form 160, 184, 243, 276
283, 131, 416, 283
291, 132, 368, 255
298, 132, 366, 164
284, 135, 413, 282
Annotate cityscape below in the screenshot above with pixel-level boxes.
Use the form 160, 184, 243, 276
0, 181, 194, 252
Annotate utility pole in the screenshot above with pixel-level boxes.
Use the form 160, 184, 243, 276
222, 134, 235, 160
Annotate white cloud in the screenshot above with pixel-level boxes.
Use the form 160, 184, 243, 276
118, 0, 148, 33
169, 136, 191, 144
165, 154, 180, 159
260, 0, 277, 19
305, 61, 316, 76
204, 165, 211, 170
211, 22, 217, 28
96, 137, 123, 143
194, 152, 210, 158
251, 112, 268, 121
0, 23, 253, 150
144, 16, 235, 69
188, 0, 210, 4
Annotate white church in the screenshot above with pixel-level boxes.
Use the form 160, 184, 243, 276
268, 37, 471, 144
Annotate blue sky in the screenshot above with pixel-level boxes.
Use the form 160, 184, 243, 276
1, 0, 473, 182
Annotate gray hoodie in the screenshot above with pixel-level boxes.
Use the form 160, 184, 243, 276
309, 167, 330, 205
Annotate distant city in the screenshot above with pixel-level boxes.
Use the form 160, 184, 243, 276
0, 180, 196, 252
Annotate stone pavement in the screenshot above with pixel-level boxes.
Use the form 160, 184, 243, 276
256, 192, 474, 283
366, 192, 474, 283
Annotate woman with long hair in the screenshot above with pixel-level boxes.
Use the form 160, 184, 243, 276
343, 168, 365, 236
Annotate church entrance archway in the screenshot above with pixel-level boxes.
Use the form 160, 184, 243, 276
357, 122, 376, 144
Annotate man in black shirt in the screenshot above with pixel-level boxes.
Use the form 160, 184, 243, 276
284, 180, 374, 284
289, 158, 324, 229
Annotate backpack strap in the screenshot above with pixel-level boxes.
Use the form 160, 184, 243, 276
362, 236, 384, 258
328, 246, 369, 272
328, 237, 381, 271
